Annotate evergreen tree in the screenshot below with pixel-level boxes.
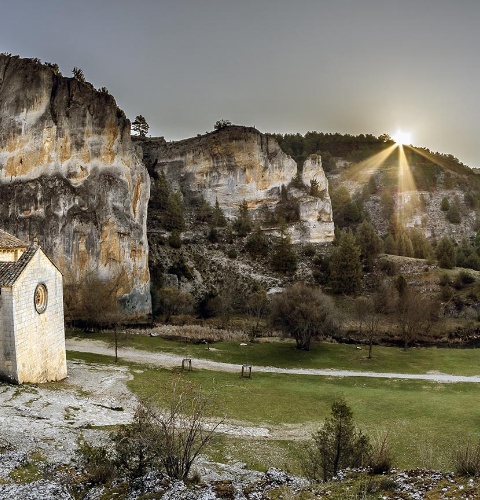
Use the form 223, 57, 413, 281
395, 228, 414, 257
245, 224, 270, 257
304, 398, 371, 481
150, 170, 170, 211
329, 230, 362, 294
164, 192, 185, 231
195, 196, 214, 224
436, 236, 456, 269
132, 115, 149, 137
355, 220, 382, 271
409, 228, 433, 259
384, 233, 397, 255
440, 196, 450, 212
446, 202, 461, 223
212, 199, 227, 227
233, 200, 252, 237
270, 224, 297, 273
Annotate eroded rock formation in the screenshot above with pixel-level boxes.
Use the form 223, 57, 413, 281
0, 55, 150, 319
137, 126, 334, 243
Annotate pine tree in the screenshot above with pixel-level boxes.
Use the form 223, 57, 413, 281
212, 199, 227, 227
233, 200, 252, 237
355, 220, 382, 271
271, 224, 297, 273
329, 230, 362, 294
304, 398, 370, 481
245, 224, 270, 257
436, 236, 456, 269
132, 115, 149, 137
164, 192, 185, 231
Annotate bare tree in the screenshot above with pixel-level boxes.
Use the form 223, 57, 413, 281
156, 286, 193, 323
355, 296, 382, 359
396, 287, 437, 349
246, 288, 269, 338
113, 378, 222, 481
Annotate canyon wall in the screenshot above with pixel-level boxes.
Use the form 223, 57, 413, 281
0, 55, 151, 319
137, 126, 334, 243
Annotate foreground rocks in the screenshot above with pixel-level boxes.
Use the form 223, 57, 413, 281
0, 358, 478, 499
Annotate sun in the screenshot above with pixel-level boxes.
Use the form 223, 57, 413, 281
392, 130, 412, 146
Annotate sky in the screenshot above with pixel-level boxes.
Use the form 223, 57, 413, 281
2, 0, 480, 168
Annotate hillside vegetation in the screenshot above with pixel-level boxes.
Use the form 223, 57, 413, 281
142, 127, 480, 350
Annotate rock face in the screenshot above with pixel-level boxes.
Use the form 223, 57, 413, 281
137, 126, 334, 243
0, 55, 151, 319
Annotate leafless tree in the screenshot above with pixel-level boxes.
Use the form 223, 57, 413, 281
396, 287, 437, 349
113, 378, 222, 480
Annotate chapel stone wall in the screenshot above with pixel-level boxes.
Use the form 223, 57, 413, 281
12, 251, 66, 383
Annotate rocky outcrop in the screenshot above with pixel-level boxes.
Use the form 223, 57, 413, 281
136, 126, 334, 243
0, 55, 150, 319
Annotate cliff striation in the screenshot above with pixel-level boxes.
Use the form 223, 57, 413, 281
136, 126, 334, 243
0, 55, 151, 319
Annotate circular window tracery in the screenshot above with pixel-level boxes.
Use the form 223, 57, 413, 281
34, 283, 48, 314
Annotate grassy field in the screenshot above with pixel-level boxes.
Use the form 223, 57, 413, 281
67, 328, 480, 376
68, 349, 480, 472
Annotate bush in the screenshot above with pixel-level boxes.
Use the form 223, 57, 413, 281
378, 258, 398, 276
168, 230, 182, 248
438, 273, 451, 287
226, 248, 237, 259
440, 284, 454, 301
303, 243, 316, 257
459, 270, 476, 284
76, 438, 115, 485
368, 433, 394, 474
454, 441, 480, 477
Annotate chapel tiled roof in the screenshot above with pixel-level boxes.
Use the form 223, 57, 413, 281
0, 229, 27, 249
0, 245, 38, 286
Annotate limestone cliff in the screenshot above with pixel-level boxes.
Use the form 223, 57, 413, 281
136, 126, 334, 243
0, 55, 150, 319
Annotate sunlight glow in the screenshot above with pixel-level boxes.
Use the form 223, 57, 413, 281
343, 145, 397, 183
392, 130, 412, 145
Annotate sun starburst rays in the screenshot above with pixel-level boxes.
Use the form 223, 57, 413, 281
343, 145, 397, 183
339, 138, 421, 225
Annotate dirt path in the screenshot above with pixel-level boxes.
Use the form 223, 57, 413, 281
66, 338, 480, 383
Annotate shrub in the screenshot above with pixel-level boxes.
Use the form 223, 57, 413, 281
459, 270, 476, 284
76, 438, 115, 485
440, 284, 454, 301
378, 258, 398, 276
368, 433, 394, 474
226, 248, 237, 259
447, 203, 461, 223
438, 273, 451, 287
168, 230, 182, 248
440, 196, 450, 212
454, 441, 480, 477
303, 243, 316, 257
207, 226, 220, 243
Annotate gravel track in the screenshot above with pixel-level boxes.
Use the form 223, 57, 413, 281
66, 338, 480, 383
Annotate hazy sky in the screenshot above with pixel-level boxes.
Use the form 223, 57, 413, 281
2, 0, 480, 167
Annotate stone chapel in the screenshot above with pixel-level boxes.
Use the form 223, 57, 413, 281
0, 229, 67, 383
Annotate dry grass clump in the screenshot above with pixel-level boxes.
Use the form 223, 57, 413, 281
147, 324, 248, 343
